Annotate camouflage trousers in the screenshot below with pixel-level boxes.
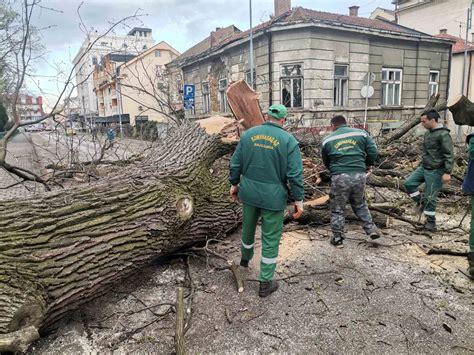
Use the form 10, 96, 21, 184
330, 173, 376, 235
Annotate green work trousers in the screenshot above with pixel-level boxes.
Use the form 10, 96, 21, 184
470, 196, 474, 252
404, 166, 444, 220
241, 203, 284, 282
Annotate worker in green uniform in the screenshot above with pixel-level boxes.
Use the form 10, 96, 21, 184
229, 104, 304, 297
462, 133, 474, 277
321, 115, 380, 246
404, 110, 454, 232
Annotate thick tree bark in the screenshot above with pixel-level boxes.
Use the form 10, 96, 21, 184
0, 124, 242, 350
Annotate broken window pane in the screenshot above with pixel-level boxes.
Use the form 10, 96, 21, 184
282, 79, 292, 107
293, 78, 302, 107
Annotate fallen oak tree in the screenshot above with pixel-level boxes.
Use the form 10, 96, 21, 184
0, 123, 242, 352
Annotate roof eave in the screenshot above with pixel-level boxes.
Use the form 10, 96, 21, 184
175, 20, 451, 69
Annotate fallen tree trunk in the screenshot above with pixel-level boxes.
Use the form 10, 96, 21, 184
380, 94, 444, 145
0, 124, 241, 350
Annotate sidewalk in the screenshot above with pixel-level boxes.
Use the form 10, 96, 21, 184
0, 132, 47, 200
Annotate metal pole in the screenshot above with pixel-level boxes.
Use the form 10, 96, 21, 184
249, 0, 254, 88
117, 77, 123, 139
363, 71, 370, 129
459, 6, 472, 142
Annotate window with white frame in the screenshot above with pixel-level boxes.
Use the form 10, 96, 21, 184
218, 78, 228, 113
155, 50, 161, 57
429, 70, 439, 97
245, 69, 256, 89
333, 64, 348, 107
280, 64, 303, 108
381, 68, 402, 106
202, 82, 211, 114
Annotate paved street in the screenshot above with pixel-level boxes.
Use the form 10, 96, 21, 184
0, 133, 47, 200
0, 131, 152, 201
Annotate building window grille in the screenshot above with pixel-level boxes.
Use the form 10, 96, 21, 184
280, 64, 303, 108
218, 78, 228, 113
381, 68, 402, 106
429, 70, 439, 97
202, 82, 211, 114
334, 64, 349, 107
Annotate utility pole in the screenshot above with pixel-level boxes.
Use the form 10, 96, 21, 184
459, 1, 473, 142
249, 0, 254, 88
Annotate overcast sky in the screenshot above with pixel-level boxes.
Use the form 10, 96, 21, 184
30, 0, 394, 107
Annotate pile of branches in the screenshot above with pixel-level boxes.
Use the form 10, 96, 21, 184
287, 94, 468, 229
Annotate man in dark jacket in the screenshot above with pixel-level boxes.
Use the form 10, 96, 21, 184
462, 133, 474, 277
321, 115, 380, 246
229, 104, 304, 297
404, 110, 454, 232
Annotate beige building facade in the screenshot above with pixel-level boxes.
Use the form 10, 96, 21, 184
74, 27, 155, 118
93, 42, 180, 126
395, 0, 472, 39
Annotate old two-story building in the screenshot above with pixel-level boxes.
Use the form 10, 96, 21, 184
167, 0, 453, 131
93, 41, 180, 127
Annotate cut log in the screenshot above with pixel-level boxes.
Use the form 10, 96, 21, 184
0, 124, 242, 350
448, 95, 474, 126
226, 80, 265, 129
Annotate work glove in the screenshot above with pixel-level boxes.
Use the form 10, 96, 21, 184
442, 173, 451, 184
293, 201, 304, 219
230, 185, 239, 202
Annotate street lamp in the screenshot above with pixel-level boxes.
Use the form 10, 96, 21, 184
249, 0, 254, 87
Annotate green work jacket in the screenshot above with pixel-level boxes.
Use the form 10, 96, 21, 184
422, 125, 454, 173
321, 125, 377, 175
229, 122, 304, 211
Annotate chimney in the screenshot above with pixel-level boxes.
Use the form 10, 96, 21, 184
349, 6, 359, 17
439, 29, 447, 35
275, 0, 291, 17
210, 28, 221, 47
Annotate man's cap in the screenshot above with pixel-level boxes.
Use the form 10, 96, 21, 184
267, 104, 287, 120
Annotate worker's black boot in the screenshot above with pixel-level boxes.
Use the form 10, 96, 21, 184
468, 252, 474, 278
240, 259, 249, 268
330, 232, 344, 246
259, 280, 279, 297
368, 228, 381, 240
424, 217, 437, 232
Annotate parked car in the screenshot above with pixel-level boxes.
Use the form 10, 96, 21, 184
65, 127, 76, 136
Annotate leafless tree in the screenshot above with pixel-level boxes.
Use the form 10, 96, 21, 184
0, 0, 159, 190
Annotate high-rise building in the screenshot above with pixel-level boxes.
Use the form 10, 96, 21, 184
72, 27, 155, 117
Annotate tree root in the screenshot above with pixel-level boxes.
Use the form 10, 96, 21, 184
0, 326, 39, 353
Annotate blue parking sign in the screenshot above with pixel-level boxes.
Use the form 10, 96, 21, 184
183, 84, 195, 111
183, 84, 195, 100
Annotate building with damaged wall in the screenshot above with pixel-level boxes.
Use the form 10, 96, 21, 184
167, 0, 453, 130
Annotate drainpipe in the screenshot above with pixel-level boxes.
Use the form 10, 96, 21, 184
467, 51, 473, 99
444, 45, 452, 124
267, 31, 273, 106
414, 40, 419, 107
